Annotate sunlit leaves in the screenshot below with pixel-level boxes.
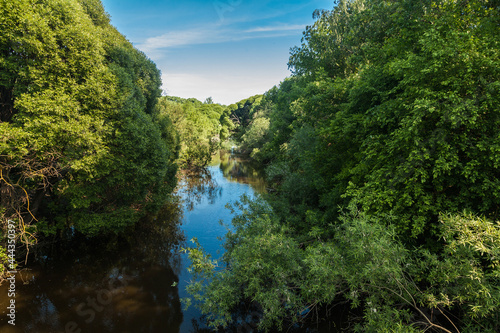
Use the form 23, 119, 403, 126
184, 0, 500, 331
0, 0, 177, 238
156, 96, 229, 168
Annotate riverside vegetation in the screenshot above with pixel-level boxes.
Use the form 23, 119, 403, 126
0, 0, 179, 268
1, 0, 500, 332
0, 0, 234, 272
183, 0, 500, 332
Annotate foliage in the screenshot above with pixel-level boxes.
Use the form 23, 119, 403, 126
298, 0, 500, 238
226, 94, 263, 138
184, 0, 500, 332
0, 0, 178, 269
185, 201, 500, 332
412, 213, 500, 332
155, 96, 233, 168
182, 195, 307, 330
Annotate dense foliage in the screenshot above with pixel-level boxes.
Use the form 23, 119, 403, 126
225, 95, 263, 142
185, 0, 500, 332
155, 96, 233, 168
0, 0, 178, 274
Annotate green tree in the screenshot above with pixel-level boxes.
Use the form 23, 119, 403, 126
156, 96, 231, 168
0, 0, 178, 269
184, 0, 500, 331
226, 95, 263, 140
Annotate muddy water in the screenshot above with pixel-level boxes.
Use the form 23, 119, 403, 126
0, 152, 266, 333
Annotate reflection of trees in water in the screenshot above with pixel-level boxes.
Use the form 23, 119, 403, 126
219, 153, 267, 194
220, 154, 250, 178
133, 197, 185, 272
177, 153, 266, 213
3, 200, 185, 333
178, 168, 222, 211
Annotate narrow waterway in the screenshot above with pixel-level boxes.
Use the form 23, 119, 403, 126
0, 152, 266, 333
176, 152, 266, 332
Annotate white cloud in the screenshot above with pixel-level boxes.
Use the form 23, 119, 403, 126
138, 22, 306, 56
142, 30, 208, 49
244, 24, 305, 33
139, 27, 224, 53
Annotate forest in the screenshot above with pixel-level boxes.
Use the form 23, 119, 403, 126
0, 0, 179, 263
184, 0, 500, 332
1, 0, 500, 332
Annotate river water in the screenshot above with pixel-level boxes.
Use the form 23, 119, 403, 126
0, 153, 266, 333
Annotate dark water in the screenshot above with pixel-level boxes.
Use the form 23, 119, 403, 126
0, 153, 266, 333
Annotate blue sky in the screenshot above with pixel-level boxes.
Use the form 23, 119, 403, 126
100, 0, 334, 105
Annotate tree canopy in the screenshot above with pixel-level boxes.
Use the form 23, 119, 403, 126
0, 0, 178, 272
155, 96, 233, 168
185, 0, 500, 331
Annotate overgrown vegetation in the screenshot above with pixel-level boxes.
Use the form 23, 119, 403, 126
184, 0, 500, 331
2, 0, 499, 330
155, 96, 233, 168
0, 0, 178, 276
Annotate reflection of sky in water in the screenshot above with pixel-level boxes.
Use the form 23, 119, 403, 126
177, 162, 263, 332
0, 154, 266, 333
35, 295, 60, 329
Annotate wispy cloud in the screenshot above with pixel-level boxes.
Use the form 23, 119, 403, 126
139, 28, 221, 51
138, 22, 306, 56
244, 24, 305, 33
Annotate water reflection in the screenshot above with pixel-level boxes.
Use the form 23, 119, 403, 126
0, 201, 184, 333
175, 152, 267, 333
0, 152, 268, 333
215, 152, 267, 194
179, 168, 221, 212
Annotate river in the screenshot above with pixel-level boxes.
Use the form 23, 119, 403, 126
0, 152, 266, 333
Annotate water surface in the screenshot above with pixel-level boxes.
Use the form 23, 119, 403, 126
0, 153, 265, 333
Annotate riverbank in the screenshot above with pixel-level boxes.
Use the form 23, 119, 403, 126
0, 153, 265, 333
